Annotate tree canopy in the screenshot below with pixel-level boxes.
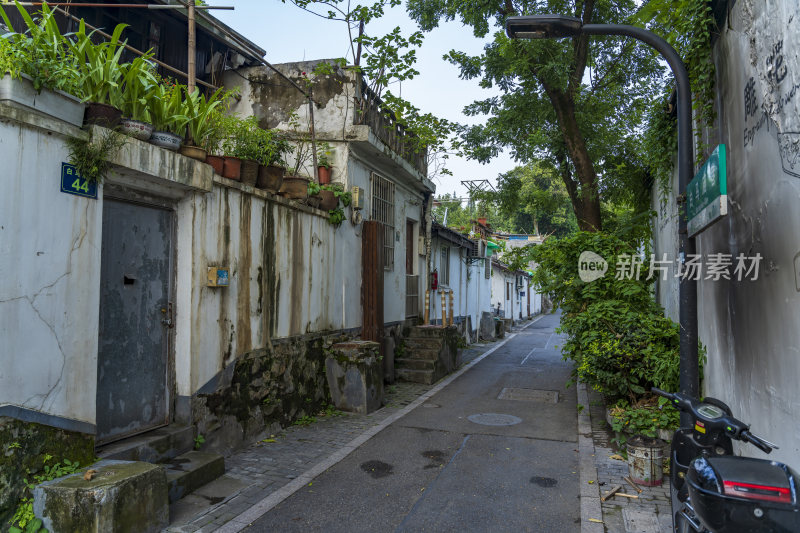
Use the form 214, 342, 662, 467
407, 0, 665, 231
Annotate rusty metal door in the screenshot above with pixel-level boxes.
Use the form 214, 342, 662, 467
96, 199, 173, 444
362, 220, 384, 343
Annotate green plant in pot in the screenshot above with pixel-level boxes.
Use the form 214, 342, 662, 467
229, 116, 273, 186
306, 180, 322, 208
256, 133, 291, 192
203, 110, 236, 175
179, 86, 225, 162
68, 19, 129, 127
278, 110, 313, 199
0, 2, 81, 95
317, 183, 342, 211
118, 54, 158, 141
146, 82, 188, 151
316, 141, 334, 184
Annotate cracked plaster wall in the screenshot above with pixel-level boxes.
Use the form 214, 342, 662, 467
0, 118, 101, 425
652, 0, 800, 466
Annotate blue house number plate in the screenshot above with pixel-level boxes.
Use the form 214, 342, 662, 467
60, 162, 97, 199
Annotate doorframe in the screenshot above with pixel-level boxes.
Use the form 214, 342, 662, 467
97, 185, 178, 444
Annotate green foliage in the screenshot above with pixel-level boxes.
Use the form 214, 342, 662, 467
66, 129, 126, 184
193, 434, 205, 450
180, 87, 225, 146
67, 19, 128, 107
222, 115, 289, 165
328, 206, 346, 226
146, 82, 188, 133
9, 456, 82, 532
530, 231, 683, 402
316, 142, 333, 168
292, 415, 317, 427
0, 2, 80, 95
609, 396, 680, 445
637, 0, 719, 197
307, 181, 321, 196
321, 184, 351, 206
118, 54, 158, 122
408, 0, 663, 230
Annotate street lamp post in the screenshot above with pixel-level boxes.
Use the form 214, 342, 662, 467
506, 15, 699, 411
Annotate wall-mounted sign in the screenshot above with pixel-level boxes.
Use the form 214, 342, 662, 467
60, 162, 97, 199
207, 267, 229, 287
687, 144, 727, 237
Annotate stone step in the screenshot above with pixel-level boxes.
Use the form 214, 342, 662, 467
409, 325, 448, 338
395, 357, 436, 371
97, 424, 194, 464
404, 337, 442, 351
405, 347, 440, 361
164, 451, 226, 503
396, 368, 435, 385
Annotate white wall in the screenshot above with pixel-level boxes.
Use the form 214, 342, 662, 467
652, 0, 800, 465
0, 112, 101, 427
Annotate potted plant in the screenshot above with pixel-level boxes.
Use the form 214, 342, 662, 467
203, 111, 234, 175
316, 142, 334, 184
256, 134, 291, 193
229, 116, 268, 186
278, 111, 313, 199
0, 4, 85, 127
146, 83, 188, 151
306, 180, 322, 208
118, 54, 158, 141
179, 86, 225, 162
68, 20, 129, 127
318, 183, 342, 211
220, 116, 243, 180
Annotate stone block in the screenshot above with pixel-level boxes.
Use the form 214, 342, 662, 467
325, 341, 384, 414
494, 318, 505, 339
33, 459, 168, 533
479, 312, 495, 341
502, 318, 513, 332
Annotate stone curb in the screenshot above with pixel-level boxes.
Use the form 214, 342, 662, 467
578, 380, 604, 533
216, 315, 547, 532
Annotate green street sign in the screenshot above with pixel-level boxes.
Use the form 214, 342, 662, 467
687, 144, 727, 237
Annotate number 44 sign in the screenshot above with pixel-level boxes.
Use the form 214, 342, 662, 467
60, 162, 97, 199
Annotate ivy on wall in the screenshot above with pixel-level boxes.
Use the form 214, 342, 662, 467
638, 0, 719, 199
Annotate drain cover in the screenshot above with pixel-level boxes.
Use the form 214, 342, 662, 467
498, 388, 559, 403
467, 413, 522, 426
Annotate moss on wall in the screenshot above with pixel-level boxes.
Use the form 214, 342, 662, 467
0, 417, 94, 528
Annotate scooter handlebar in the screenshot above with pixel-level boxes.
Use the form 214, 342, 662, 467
742, 431, 775, 454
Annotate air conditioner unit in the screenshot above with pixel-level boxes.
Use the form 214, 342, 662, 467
516, 275, 526, 288
467, 239, 485, 258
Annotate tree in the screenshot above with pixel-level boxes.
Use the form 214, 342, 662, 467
407, 0, 664, 231
490, 161, 578, 238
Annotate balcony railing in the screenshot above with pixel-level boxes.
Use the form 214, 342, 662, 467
406, 275, 420, 318
355, 81, 428, 177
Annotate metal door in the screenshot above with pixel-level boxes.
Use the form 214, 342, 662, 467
97, 199, 173, 444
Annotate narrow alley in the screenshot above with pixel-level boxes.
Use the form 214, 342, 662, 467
185, 313, 580, 532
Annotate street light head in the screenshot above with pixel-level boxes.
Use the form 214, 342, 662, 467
506, 15, 583, 39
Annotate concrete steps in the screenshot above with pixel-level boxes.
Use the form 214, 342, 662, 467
97, 424, 194, 464
164, 451, 226, 503
395, 357, 436, 371
396, 368, 435, 385
404, 337, 442, 351
96, 425, 226, 507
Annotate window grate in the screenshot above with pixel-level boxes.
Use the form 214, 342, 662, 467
440, 246, 450, 285
371, 172, 395, 271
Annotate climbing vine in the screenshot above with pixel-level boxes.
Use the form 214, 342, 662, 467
638, 0, 718, 197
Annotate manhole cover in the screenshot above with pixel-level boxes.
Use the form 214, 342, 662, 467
497, 388, 559, 403
467, 413, 522, 426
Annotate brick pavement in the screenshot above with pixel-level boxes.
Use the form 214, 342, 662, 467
586, 388, 673, 533
165, 341, 496, 532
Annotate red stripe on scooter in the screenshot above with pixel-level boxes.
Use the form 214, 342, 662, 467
723, 481, 793, 504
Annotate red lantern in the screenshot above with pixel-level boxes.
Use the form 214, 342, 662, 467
431, 269, 439, 291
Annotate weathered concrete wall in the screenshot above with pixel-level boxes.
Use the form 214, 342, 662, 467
491, 265, 516, 319
0, 106, 100, 429
652, 0, 800, 465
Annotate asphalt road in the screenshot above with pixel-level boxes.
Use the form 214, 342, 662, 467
245, 313, 579, 533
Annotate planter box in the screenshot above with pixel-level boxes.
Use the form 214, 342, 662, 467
0, 74, 85, 127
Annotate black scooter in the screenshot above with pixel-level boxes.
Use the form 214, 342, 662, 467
651, 387, 800, 532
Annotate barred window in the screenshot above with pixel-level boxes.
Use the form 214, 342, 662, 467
484, 257, 490, 279
440, 246, 450, 285
371, 172, 395, 271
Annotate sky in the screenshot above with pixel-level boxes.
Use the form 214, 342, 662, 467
203, 0, 518, 198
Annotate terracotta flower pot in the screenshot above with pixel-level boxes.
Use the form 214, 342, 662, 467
205, 155, 224, 175
222, 156, 242, 181
257, 164, 284, 192
278, 175, 309, 200
318, 189, 338, 211
318, 166, 332, 184
149, 130, 182, 151
119, 118, 153, 141
83, 102, 122, 127
240, 159, 259, 187
179, 144, 208, 162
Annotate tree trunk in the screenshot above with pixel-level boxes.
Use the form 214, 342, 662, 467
544, 86, 602, 232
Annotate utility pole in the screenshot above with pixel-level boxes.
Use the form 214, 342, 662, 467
187, 0, 196, 94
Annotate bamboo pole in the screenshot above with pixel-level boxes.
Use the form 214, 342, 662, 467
187, 0, 196, 94
448, 290, 454, 327
424, 290, 430, 325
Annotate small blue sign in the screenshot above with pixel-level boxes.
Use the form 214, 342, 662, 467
60, 162, 97, 199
